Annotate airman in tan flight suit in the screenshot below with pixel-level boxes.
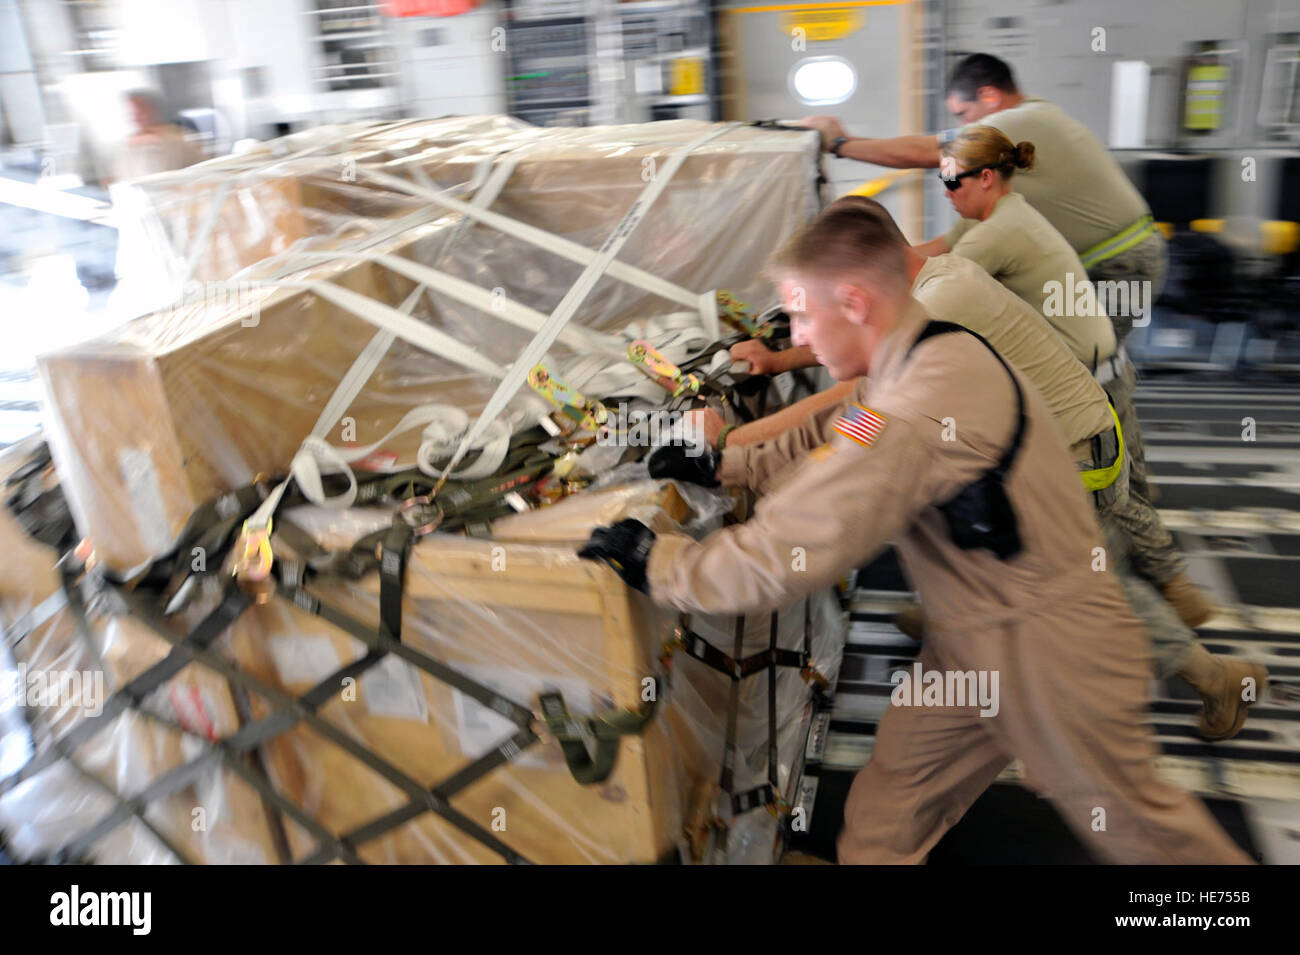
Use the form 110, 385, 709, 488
705, 197, 1267, 741
580, 203, 1253, 863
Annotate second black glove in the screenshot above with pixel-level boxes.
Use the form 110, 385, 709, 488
646, 443, 720, 488
577, 518, 656, 593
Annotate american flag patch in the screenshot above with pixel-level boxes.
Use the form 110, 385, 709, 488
833, 403, 887, 447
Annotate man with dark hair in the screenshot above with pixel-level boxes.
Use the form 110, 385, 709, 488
944, 52, 1017, 102
802, 52, 1166, 345
578, 203, 1253, 863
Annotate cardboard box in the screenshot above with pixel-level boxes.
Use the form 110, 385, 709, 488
40, 119, 820, 572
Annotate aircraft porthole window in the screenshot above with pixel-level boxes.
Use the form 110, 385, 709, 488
789, 56, 857, 107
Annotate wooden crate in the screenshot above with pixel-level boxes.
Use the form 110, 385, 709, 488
226, 529, 725, 864
0, 478, 839, 864
38, 226, 441, 573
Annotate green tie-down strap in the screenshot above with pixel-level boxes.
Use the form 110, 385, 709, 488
537, 685, 660, 785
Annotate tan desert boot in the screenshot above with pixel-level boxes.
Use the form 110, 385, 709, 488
1178, 646, 1270, 741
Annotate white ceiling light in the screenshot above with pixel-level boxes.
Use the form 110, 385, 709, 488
790, 56, 857, 107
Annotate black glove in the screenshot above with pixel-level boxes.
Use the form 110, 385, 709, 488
646, 443, 720, 488
578, 518, 656, 593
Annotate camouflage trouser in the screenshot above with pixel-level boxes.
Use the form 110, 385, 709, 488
1098, 351, 1187, 586
1081, 440, 1195, 678
1086, 230, 1169, 345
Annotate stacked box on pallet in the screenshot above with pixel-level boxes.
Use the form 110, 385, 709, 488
110, 116, 531, 296
39, 118, 822, 574
0, 503, 279, 864
226, 483, 841, 864
0, 478, 843, 864
9, 119, 846, 863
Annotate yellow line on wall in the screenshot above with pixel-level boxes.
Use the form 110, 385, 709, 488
724, 1, 911, 14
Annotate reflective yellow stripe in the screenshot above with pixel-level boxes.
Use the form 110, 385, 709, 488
843, 168, 919, 198
1080, 215, 1157, 268
1080, 404, 1124, 492
1261, 220, 1300, 256
726, 0, 910, 12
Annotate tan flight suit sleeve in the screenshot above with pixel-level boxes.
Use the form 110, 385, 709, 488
943, 216, 976, 249
647, 347, 1014, 616
949, 220, 1016, 278
717, 395, 847, 493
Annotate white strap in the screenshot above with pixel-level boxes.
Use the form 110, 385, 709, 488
418, 412, 511, 481
179, 179, 232, 286
254, 153, 525, 515
289, 250, 626, 358
289, 437, 358, 511
563, 312, 716, 400
237, 283, 504, 519
309, 283, 422, 440
425, 151, 519, 262
442, 124, 739, 479
288, 285, 422, 510
257, 400, 514, 518
301, 148, 515, 442
360, 164, 719, 335
286, 280, 505, 378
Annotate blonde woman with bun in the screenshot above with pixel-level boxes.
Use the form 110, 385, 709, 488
801, 52, 1167, 347
918, 125, 1215, 633
916, 126, 1117, 373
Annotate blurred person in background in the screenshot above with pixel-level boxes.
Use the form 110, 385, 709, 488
112, 89, 202, 185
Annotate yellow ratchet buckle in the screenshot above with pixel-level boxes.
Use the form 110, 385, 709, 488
528, 364, 608, 433
716, 289, 774, 339
627, 339, 701, 398
233, 518, 275, 603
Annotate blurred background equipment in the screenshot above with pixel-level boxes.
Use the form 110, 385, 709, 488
0, 0, 1298, 865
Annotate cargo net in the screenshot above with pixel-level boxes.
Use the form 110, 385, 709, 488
0, 434, 837, 865
3, 118, 842, 863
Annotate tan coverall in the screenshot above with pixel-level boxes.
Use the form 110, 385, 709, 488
915, 254, 1194, 676
647, 300, 1251, 864
946, 195, 1183, 588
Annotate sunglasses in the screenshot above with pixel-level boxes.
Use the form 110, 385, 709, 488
939, 164, 996, 191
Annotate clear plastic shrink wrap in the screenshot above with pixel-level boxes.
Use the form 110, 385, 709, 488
6, 119, 846, 864
40, 118, 822, 572
0, 494, 277, 864
1, 475, 844, 863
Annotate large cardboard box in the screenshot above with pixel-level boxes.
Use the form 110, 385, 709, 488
109, 116, 530, 292
41, 119, 820, 573
0, 503, 279, 864
0, 480, 844, 864
218, 484, 840, 864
